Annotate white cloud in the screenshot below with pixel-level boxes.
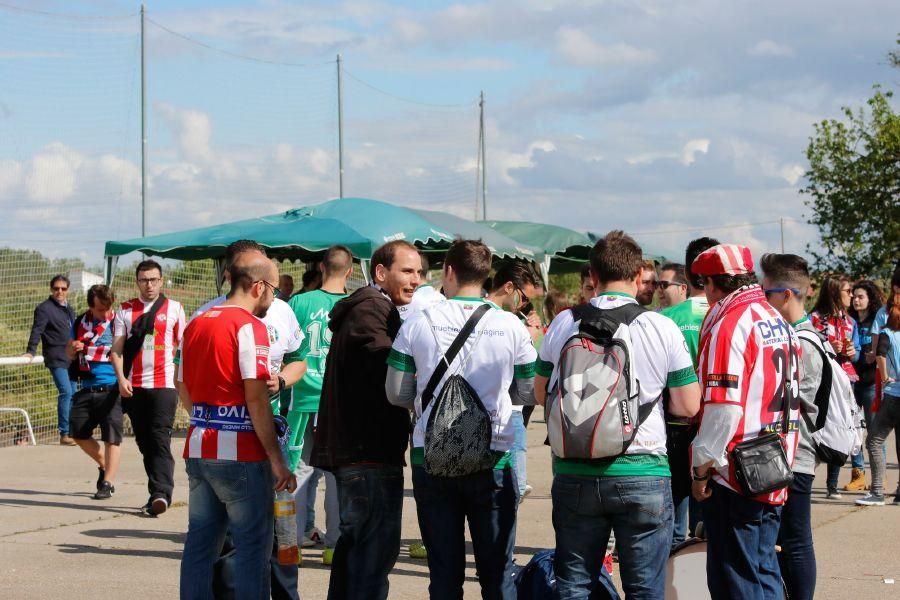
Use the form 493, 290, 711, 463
556, 27, 656, 67
747, 39, 795, 57
155, 103, 213, 163
626, 138, 710, 166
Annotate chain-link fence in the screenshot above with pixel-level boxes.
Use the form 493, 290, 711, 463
0, 248, 367, 446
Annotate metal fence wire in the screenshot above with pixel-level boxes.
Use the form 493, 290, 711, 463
0, 249, 367, 446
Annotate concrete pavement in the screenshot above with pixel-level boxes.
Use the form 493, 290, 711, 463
1, 413, 898, 599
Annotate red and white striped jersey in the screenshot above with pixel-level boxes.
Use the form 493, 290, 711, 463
113, 297, 185, 389
697, 286, 801, 505
178, 305, 271, 461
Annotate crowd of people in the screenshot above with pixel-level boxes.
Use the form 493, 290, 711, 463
23, 233, 900, 600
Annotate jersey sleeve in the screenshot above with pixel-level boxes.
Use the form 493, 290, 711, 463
284, 308, 304, 355
173, 303, 186, 347
872, 307, 887, 335
537, 309, 574, 378
701, 317, 753, 405
662, 318, 698, 388
237, 320, 271, 381
513, 318, 538, 379
112, 307, 127, 338
387, 315, 418, 374
284, 296, 309, 363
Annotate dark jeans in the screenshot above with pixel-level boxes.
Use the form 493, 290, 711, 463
123, 387, 178, 503
704, 482, 783, 600
181, 459, 275, 600
327, 464, 403, 600
213, 530, 299, 600
777, 472, 816, 600
552, 474, 673, 600
49, 367, 73, 435
868, 393, 900, 495
667, 421, 697, 546
412, 465, 519, 600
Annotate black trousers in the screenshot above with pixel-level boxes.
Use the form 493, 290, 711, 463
123, 387, 178, 503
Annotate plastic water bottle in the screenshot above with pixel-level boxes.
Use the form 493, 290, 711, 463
274, 489, 299, 565
272, 414, 299, 565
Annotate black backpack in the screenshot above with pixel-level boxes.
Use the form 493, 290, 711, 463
420, 304, 495, 477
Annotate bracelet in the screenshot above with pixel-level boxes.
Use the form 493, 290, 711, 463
277, 376, 286, 392
692, 467, 711, 481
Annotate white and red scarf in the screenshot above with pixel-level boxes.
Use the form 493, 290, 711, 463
698, 285, 766, 359
76, 312, 114, 363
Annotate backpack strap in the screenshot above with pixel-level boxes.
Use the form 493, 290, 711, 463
421, 303, 492, 413
122, 294, 167, 377
573, 302, 646, 340
796, 328, 833, 432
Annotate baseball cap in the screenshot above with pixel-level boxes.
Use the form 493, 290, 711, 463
691, 244, 754, 277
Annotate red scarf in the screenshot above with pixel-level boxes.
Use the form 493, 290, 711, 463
76, 312, 114, 363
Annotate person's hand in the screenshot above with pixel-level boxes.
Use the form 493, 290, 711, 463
22, 353, 34, 362
71, 341, 85, 353
266, 377, 280, 394
271, 457, 297, 492
844, 343, 856, 360
829, 340, 842, 355
118, 379, 133, 398
692, 477, 712, 502
525, 312, 542, 342
864, 351, 876, 364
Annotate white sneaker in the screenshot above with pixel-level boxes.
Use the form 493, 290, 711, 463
301, 527, 323, 547
855, 492, 885, 506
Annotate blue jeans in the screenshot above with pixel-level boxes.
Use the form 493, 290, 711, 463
704, 482, 783, 600
328, 464, 403, 600
180, 459, 275, 600
412, 465, 519, 599
552, 474, 673, 599
510, 410, 528, 496
672, 495, 690, 547
777, 473, 816, 600
49, 367, 73, 435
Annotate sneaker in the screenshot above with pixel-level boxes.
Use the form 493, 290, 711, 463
93, 481, 115, 500
826, 487, 842, 499
59, 435, 76, 446
893, 492, 900, 506
143, 497, 169, 516
409, 542, 427, 559
522, 484, 533, 498
322, 547, 334, 566
96, 467, 105, 491
301, 527, 323, 548
855, 492, 885, 506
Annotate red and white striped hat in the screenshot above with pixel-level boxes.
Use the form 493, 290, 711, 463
691, 244, 754, 276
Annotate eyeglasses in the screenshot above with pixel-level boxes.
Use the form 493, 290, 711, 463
840, 288, 852, 294
52, 286, 68, 292
254, 280, 280, 297
763, 287, 800, 298
137, 277, 162, 285
654, 280, 685, 290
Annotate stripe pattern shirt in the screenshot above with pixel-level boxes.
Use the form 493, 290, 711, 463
113, 297, 186, 389
696, 286, 801, 505
178, 305, 272, 461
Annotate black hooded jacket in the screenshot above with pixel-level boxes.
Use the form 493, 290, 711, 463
311, 286, 410, 469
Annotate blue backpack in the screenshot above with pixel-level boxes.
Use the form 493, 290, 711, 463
514, 549, 621, 600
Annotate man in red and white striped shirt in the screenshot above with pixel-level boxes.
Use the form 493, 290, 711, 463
177, 251, 296, 599
690, 244, 801, 599
110, 259, 186, 516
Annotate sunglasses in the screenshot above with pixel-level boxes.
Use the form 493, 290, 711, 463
763, 287, 800, 298
52, 286, 68, 292
654, 280, 685, 290
255, 280, 280, 297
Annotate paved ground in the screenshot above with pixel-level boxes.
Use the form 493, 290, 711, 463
1, 411, 898, 599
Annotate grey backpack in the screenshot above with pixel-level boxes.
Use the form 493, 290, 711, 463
421, 304, 495, 477
547, 303, 653, 459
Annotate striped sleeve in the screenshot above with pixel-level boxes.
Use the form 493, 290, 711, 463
514, 318, 538, 379
701, 315, 753, 405
388, 318, 417, 373
237, 321, 271, 380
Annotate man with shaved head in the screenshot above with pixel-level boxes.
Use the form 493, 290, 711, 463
178, 252, 298, 598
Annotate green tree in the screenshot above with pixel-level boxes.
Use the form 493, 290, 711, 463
801, 88, 900, 278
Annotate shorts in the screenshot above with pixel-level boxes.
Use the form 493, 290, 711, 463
69, 386, 124, 444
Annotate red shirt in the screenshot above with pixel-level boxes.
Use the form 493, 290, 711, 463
178, 305, 271, 461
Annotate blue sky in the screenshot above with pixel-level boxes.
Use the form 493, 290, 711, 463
0, 0, 898, 266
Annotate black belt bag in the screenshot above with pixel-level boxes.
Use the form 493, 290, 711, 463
731, 431, 793, 496
730, 329, 795, 497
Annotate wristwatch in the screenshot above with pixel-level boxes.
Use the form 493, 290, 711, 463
277, 375, 286, 392
691, 467, 710, 481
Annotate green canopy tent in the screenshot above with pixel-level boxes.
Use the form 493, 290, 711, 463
484, 221, 593, 276
103, 197, 544, 286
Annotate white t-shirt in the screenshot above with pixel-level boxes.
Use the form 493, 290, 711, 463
389, 297, 537, 451
397, 284, 445, 322
190, 296, 302, 374
538, 293, 696, 455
